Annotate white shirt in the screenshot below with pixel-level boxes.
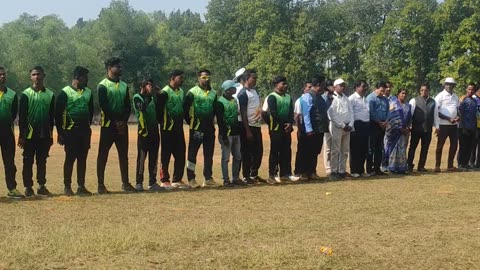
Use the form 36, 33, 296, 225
434, 89, 459, 126
294, 97, 302, 115
409, 97, 440, 129
328, 92, 355, 131
237, 87, 261, 127
348, 92, 369, 122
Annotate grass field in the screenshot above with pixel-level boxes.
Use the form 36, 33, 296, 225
0, 125, 479, 269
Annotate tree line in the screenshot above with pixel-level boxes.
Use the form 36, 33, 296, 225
0, 0, 478, 112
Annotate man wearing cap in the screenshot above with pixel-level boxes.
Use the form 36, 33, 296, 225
327, 78, 354, 179
216, 80, 242, 187
434, 77, 459, 172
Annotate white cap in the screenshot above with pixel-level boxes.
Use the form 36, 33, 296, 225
444, 77, 456, 84
333, 78, 345, 87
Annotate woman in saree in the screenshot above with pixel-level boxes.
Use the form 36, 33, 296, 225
384, 88, 412, 174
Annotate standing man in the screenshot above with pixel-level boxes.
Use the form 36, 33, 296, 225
385, 81, 393, 100
96, 57, 134, 194
407, 83, 437, 172
366, 82, 389, 176
237, 69, 263, 184
157, 70, 187, 189
262, 76, 298, 183
133, 78, 163, 191
183, 69, 218, 188
293, 80, 312, 177
300, 77, 329, 180
55, 66, 93, 196
322, 79, 334, 176
434, 77, 459, 172
469, 84, 480, 168
19, 66, 54, 197
327, 78, 354, 179
0, 67, 22, 198
348, 80, 370, 178
216, 80, 242, 187
457, 83, 477, 171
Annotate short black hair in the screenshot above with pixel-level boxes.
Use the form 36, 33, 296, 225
168, 69, 184, 80
420, 82, 430, 90
0, 66, 4, 70
141, 78, 154, 88
197, 69, 211, 76
375, 81, 387, 89
30, 66, 45, 74
272, 75, 287, 86
354, 80, 368, 88
303, 79, 312, 85
386, 81, 392, 86
72, 66, 89, 79
468, 82, 476, 88
312, 77, 323, 87
243, 69, 257, 80
397, 88, 408, 95
104, 57, 121, 69
325, 79, 333, 88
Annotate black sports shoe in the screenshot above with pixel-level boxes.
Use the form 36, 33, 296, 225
121, 182, 136, 192
77, 186, 93, 196
223, 181, 235, 187
245, 178, 255, 185
25, 187, 35, 198
37, 185, 52, 196
64, 186, 74, 196
98, 185, 110, 195
232, 179, 247, 186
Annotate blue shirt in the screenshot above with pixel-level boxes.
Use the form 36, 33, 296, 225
459, 96, 477, 129
301, 93, 313, 133
366, 92, 389, 122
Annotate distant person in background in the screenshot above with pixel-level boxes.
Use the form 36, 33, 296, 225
262, 75, 298, 184
327, 78, 354, 180
300, 77, 329, 180
19, 66, 55, 197
366, 82, 389, 176
469, 84, 480, 168
407, 83, 437, 172
0, 67, 22, 198
216, 80, 242, 187
322, 79, 334, 176
385, 81, 393, 100
237, 69, 263, 184
55, 66, 93, 196
184, 69, 218, 188
348, 80, 370, 178
133, 78, 163, 191
293, 79, 312, 178
434, 77, 459, 172
157, 70, 187, 189
96, 57, 134, 194
384, 88, 412, 174
457, 83, 477, 171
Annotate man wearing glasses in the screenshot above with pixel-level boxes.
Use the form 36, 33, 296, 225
183, 69, 218, 188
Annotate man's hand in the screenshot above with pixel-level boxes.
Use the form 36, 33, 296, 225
434, 128, 439, 136
343, 125, 352, 132
284, 123, 293, 133
57, 134, 65, 146
306, 131, 315, 137
379, 121, 387, 129
18, 137, 25, 149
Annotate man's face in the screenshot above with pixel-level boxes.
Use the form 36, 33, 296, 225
77, 74, 89, 89
385, 83, 392, 96
246, 74, 257, 88
419, 86, 429, 98
198, 72, 211, 88
225, 87, 236, 98
356, 84, 366, 95
109, 64, 122, 77
335, 83, 345, 94
276, 81, 288, 93
0, 69, 6, 85
173, 75, 184, 87
467, 85, 475, 97
30, 69, 45, 85
444, 83, 455, 92
376, 87, 386, 96
304, 83, 312, 93
145, 82, 154, 94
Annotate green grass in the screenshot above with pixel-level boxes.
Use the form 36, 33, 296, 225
0, 126, 479, 269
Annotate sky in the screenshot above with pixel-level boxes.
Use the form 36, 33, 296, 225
0, 0, 210, 27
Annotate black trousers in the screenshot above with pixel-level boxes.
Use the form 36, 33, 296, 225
63, 129, 91, 187
303, 132, 323, 176
160, 128, 186, 183
458, 128, 475, 167
23, 137, 51, 188
0, 128, 17, 190
435, 125, 458, 168
469, 128, 480, 166
407, 130, 432, 170
97, 126, 129, 185
269, 132, 292, 177
294, 130, 306, 175
136, 131, 160, 186
350, 121, 370, 174
367, 123, 385, 173
186, 129, 215, 181
240, 126, 263, 179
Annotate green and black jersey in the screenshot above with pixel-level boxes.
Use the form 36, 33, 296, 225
157, 85, 184, 132
19, 87, 55, 140
263, 91, 294, 133
98, 78, 131, 128
133, 93, 158, 137
216, 95, 240, 138
183, 86, 217, 132
55, 85, 94, 135
0, 87, 18, 129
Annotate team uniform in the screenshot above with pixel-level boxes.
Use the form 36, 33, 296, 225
0, 87, 18, 195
